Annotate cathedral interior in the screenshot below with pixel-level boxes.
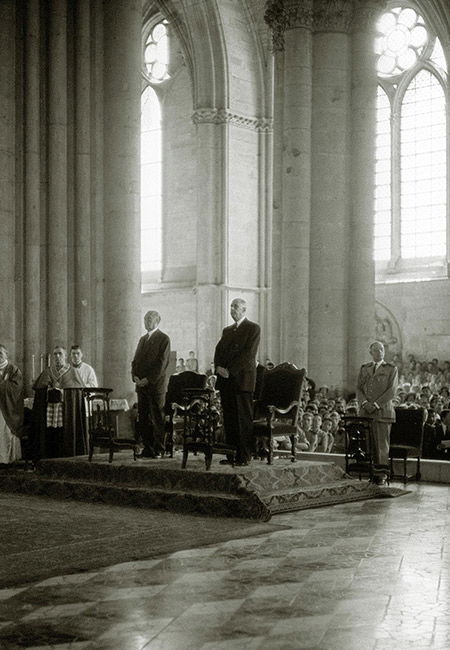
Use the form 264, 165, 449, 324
1, 0, 450, 648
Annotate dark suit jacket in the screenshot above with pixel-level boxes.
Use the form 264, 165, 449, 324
214, 318, 260, 392
435, 422, 450, 444
131, 329, 171, 393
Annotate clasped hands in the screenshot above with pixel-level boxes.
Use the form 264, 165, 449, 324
364, 401, 379, 414
133, 375, 149, 388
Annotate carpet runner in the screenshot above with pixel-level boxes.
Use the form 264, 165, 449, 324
0, 453, 408, 521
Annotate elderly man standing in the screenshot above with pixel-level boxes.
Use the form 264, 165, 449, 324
214, 298, 260, 466
132, 310, 170, 458
357, 341, 399, 485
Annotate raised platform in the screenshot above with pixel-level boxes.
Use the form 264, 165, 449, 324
0, 453, 404, 521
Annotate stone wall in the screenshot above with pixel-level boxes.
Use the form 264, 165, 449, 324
162, 66, 197, 282
376, 279, 450, 362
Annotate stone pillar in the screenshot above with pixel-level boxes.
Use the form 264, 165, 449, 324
47, 0, 69, 348
192, 112, 227, 371
308, 1, 353, 389
271, 49, 285, 364
103, 0, 142, 400
0, 1, 16, 358
23, 0, 41, 391
257, 117, 274, 364
347, 0, 382, 386
91, 0, 104, 383
266, 0, 313, 369
74, 0, 92, 358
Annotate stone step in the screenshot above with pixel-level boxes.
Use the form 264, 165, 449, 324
0, 472, 270, 520
35, 456, 247, 495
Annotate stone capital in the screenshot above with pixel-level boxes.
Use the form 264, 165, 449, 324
192, 108, 273, 132
351, 0, 387, 33
264, 0, 313, 52
313, 0, 354, 33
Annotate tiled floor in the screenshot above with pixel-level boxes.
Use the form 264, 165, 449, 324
0, 482, 449, 649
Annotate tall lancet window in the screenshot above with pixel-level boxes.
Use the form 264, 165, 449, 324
141, 20, 170, 280
374, 5, 448, 280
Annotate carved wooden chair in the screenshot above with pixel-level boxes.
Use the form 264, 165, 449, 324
252, 363, 307, 464
180, 386, 233, 470
83, 388, 139, 463
164, 371, 208, 457
389, 407, 425, 483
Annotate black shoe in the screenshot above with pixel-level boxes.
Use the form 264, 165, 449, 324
137, 449, 157, 459
219, 459, 232, 465
235, 461, 249, 467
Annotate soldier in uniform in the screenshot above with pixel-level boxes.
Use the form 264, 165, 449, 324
356, 341, 399, 485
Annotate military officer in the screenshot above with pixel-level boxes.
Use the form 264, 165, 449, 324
356, 341, 399, 485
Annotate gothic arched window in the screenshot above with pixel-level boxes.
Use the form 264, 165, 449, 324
374, 5, 448, 280
141, 20, 170, 280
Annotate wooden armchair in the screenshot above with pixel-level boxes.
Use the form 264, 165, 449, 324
180, 387, 231, 470
389, 407, 425, 483
164, 371, 207, 457
252, 363, 306, 464
83, 388, 139, 463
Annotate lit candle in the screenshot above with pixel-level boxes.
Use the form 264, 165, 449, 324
40, 354, 43, 373
32, 354, 35, 379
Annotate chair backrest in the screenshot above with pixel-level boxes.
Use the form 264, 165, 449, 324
258, 363, 306, 410
83, 388, 113, 435
165, 371, 207, 410
254, 364, 266, 400
390, 407, 425, 448
342, 415, 373, 458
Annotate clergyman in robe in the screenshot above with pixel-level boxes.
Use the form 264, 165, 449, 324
32, 346, 85, 459
0, 344, 23, 464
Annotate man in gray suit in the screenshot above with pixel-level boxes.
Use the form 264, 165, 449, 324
357, 341, 398, 485
132, 311, 170, 458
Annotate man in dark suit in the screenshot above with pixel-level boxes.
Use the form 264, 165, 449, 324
435, 409, 450, 459
357, 341, 398, 485
214, 298, 260, 466
132, 310, 170, 458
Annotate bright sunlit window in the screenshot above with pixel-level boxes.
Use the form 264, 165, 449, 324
141, 86, 162, 273
141, 20, 170, 278
373, 5, 448, 274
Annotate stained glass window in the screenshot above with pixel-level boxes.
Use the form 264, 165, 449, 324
373, 5, 447, 271
141, 19, 170, 277
144, 21, 169, 83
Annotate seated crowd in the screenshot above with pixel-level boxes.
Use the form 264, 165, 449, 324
274, 383, 353, 456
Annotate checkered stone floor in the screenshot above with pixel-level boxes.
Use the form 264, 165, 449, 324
0, 482, 449, 649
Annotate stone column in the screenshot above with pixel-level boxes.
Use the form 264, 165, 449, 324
308, 1, 353, 389
103, 0, 142, 400
265, 0, 313, 369
0, 1, 16, 358
192, 111, 227, 372
347, 0, 383, 386
271, 49, 285, 363
74, 0, 92, 358
23, 0, 41, 391
47, 0, 69, 348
